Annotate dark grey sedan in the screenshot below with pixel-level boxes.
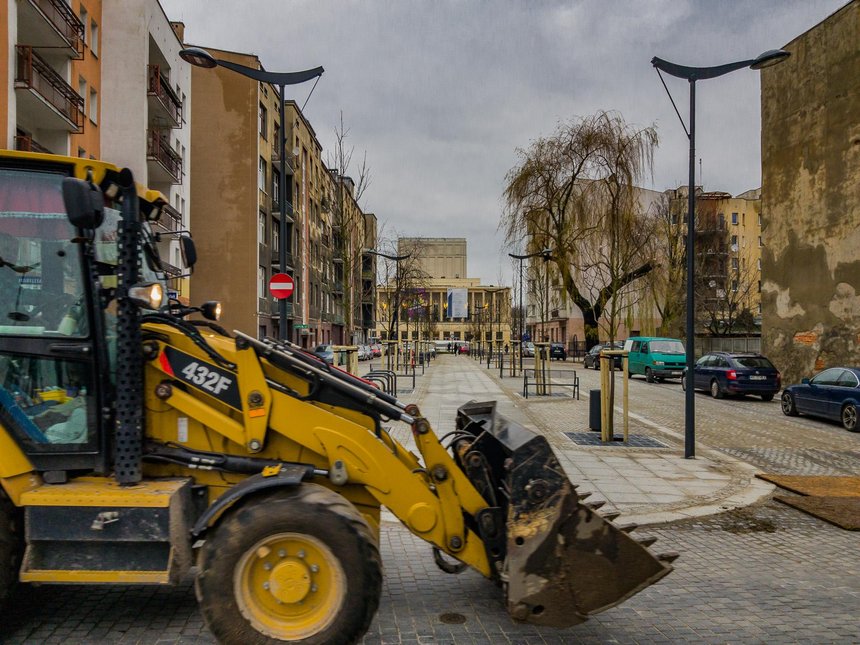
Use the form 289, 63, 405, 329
781, 367, 860, 431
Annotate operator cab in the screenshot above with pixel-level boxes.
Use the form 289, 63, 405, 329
0, 157, 174, 477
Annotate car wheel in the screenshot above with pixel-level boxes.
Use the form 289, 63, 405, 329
781, 391, 798, 416
681, 375, 686, 391
761, 393, 775, 402
710, 379, 724, 399
842, 403, 859, 432
645, 367, 654, 383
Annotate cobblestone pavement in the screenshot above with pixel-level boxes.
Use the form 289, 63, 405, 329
4, 355, 860, 644
3, 503, 859, 644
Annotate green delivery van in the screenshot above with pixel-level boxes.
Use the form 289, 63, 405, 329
623, 337, 687, 382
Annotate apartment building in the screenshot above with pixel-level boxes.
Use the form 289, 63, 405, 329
99, 2, 190, 300
1, 0, 98, 155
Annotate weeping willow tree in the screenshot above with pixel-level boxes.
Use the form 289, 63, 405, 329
502, 111, 659, 348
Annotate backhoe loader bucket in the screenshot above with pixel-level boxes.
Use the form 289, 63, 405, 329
454, 401, 673, 627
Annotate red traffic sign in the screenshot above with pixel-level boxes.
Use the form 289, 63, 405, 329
269, 273, 294, 299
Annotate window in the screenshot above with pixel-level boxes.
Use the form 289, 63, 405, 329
758, 280, 762, 293
272, 170, 280, 201
258, 266, 266, 298
732, 279, 738, 292
258, 211, 266, 243
758, 214, 762, 227
90, 20, 99, 56
259, 103, 267, 140
258, 157, 266, 192
757, 259, 761, 270
272, 218, 280, 252
77, 147, 86, 157
273, 122, 280, 148
758, 236, 763, 247
731, 212, 738, 225
78, 76, 86, 102
731, 257, 738, 270
79, 6, 88, 45
730, 234, 738, 248
89, 88, 97, 123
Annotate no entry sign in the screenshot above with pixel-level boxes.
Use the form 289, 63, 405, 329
269, 273, 294, 299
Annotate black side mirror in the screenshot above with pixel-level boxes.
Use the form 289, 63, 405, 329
801, 377, 810, 385
62, 177, 104, 229
179, 234, 197, 270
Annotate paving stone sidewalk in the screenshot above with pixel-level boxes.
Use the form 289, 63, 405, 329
396, 355, 772, 526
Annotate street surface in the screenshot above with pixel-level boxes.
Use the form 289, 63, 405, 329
2, 355, 859, 644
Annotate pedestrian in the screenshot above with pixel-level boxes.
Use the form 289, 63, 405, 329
504, 343, 509, 354
447, 342, 452, 353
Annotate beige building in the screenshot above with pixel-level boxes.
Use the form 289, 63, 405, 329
760, 0, 860, 384
375, 238, 510, 345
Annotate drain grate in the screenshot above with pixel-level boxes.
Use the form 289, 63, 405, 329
564, 432, 668, 448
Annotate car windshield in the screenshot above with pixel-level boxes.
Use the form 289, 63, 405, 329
733, 356, 774, 369
651, 340, 685, 354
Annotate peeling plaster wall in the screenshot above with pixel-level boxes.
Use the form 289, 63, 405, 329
761, 1, 860, 385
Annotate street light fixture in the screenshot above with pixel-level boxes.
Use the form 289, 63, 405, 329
180, 47, 323, 341
509, 248, 552, 372
651, 48, 790, 459
363, 249, 412, 345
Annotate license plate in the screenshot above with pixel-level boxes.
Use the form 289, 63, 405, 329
749, 375, 766, 381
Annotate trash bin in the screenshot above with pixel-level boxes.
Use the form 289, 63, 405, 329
589, 389, 601, 431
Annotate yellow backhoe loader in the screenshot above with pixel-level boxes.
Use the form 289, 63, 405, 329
0, 151, 674, 644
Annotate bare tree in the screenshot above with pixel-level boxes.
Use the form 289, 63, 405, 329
374, 237, 428, 341
502, 111, 659, 347
326, 112, 372, 343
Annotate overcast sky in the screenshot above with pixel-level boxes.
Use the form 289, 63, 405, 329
162, 0, 847, 285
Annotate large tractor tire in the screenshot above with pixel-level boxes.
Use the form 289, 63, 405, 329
0, 488, 23, 612
196, 484, 382, 645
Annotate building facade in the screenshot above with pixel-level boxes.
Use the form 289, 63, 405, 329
760, 0, 860, 384
374, 238, 511, 345
100, 3, 190, 299
2, 0, 98, 156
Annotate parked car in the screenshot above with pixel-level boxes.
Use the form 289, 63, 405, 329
781, 367, 860, 431
370, 344, 382, 358
583, 342, 624, 370
522, 341, 535, 358
549, 343, 567, 361
312, 344, 334, 364
458, 342, 470, 354
358, 345, 371, 361
624, 337, 686, 382
682, 352, 781, 400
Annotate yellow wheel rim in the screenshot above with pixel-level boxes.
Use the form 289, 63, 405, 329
235, 532, 346, 640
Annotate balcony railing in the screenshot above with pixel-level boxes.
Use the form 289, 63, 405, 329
15, 45, 84, 131
147, 65, 182, 127
146, 129, 182, 183
159, 259, 182, 277
14, 134, 52, 154
271, 250, 294, 268
154, 203, 181, 233
25, 0, 85, 57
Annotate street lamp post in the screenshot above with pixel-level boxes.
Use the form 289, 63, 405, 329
363, 249, 411, 346
180, 47, 323, 341
651, 49, 790, 458
509, 248, 552, 372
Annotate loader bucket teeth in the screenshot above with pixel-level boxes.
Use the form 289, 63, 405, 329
586, 500, 606, 511
617, 522, 638, 533
658, 552, 680, 563
637, 536, 658, 547
454, 401, 673, 628
577, 491, 593, 501
602, 511, 621, 521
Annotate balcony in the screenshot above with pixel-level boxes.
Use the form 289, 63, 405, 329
147, 65, 182, 129
271, 250, 294, 269
271, 149, 294, 175
150, 203, 180, 236
159, 259, 182, 277
146, 129, 182, 184
14, 134, 52, 154
18, 0, 84, 58
15, 46, 84, 132
332, 281, 344, 295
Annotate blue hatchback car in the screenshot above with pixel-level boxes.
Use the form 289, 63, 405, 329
781, 366, 860, 432
682, 352, 781, 400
